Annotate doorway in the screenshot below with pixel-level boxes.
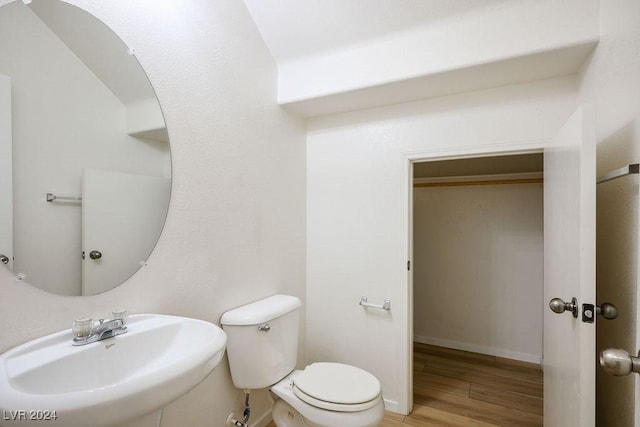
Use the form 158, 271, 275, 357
408, 151, 544, 423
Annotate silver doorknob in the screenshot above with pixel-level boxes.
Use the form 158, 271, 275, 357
596, 303, 618, 320
0, 254, 8, 265
549, 297, 578, 318
600, 348, 640, 376
89, 250, 102, 260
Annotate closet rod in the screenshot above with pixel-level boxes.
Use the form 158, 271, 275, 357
414, 178, 543, 188
597, 164, 639, 184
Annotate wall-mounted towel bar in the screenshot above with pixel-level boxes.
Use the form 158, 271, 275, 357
46, 193, 82, 203
597, 164, 639, 184
359, 296, 391, 310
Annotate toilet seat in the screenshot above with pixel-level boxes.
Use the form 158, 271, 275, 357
292, 362, 381, 412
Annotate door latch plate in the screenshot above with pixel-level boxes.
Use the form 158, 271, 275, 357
582, 303, 595, 323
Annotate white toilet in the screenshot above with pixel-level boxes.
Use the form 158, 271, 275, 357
220, 294, 385, 427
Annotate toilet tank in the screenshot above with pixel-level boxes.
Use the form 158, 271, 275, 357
220, 294, 301, 389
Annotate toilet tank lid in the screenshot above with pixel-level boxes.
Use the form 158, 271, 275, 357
220, 294, 301, 326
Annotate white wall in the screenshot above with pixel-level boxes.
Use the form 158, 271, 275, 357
413, 182, 543, 363
301, 0, 638, 419
577, 0, 640, 424
0, 2, 168, 295
0, 0, 306, 426
306, 76, 577, 412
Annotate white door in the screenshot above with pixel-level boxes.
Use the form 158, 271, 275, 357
543, 105, 596, 426
0, 74, 12, 271
82, 169, 170, 295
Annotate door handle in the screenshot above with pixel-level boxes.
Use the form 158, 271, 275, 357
0, 254, 8, 265
600, 348, 640, 376
89, 250, 102, 260
582, 302, 618, 323
596, 303, 618, 319
549, 297, 578, 318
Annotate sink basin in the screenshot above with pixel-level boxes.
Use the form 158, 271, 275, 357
0, 314, 227, 427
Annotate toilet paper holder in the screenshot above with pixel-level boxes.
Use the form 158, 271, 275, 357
359, 296, 391, 311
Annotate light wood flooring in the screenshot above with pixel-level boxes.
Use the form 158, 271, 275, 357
267, 343, 543, 427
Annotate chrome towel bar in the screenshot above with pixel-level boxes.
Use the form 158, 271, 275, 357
359, 296, 391, 311
46, 193, 82, 203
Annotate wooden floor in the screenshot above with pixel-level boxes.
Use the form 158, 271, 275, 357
268, 343, 543, 427
383, 343, 543, 426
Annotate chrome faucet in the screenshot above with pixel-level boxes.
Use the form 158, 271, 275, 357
72, 316, 128, 346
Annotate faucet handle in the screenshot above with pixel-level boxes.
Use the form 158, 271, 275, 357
111, 309, 129, 324
72, 317, 93, 338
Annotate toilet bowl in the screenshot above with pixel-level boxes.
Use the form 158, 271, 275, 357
270, 365, 384, 427
220, 295, 384, 427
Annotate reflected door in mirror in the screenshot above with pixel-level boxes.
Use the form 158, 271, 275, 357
0, 75, 11, 272
82, 169, 170, 295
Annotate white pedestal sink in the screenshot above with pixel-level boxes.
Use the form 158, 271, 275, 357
0, 314, 227, 427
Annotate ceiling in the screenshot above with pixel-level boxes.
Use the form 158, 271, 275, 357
243, 0, 508, 61
29, 0, 155, 106
243, 0, 597, 117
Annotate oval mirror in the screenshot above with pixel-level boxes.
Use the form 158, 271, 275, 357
0, 0, 171, 296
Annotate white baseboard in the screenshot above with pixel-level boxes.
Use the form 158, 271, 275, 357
383, 398, 399, 413
251, 409, 273, 427
413, 335, 542, 365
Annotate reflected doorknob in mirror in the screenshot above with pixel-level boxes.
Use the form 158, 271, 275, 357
600, 348, 640, 376
549, 297, 578, 318
89, 250, 102, 260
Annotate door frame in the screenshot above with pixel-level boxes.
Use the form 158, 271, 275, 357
400, 141, 549, 414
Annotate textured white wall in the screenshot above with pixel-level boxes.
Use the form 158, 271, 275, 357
577, 0, 640, 424
0, 1, 306, 426
306, 76, 577, 412
413, 183, 543, 363
0, 3, 168, 295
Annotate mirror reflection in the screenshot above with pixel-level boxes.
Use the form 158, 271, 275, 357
0, 0, 171, 296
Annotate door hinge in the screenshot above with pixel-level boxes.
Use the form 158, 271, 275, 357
407, 260, 411, 271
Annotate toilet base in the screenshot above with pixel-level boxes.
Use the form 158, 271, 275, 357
272, 399, 308, 427
270, 371, 384, 427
